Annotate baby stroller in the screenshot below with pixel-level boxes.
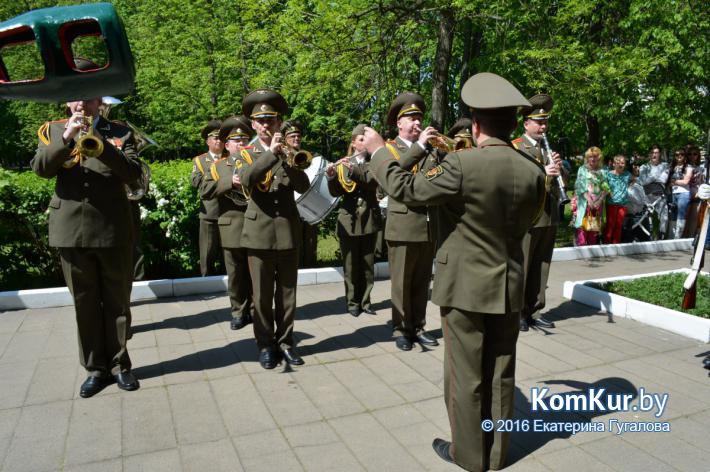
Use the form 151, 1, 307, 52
622, 183, 654, 242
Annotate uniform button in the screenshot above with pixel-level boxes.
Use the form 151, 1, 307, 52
275, 211, 280, 216
83, 182, 89, 187
274, 199, 278, 204
83, 168, 89, 174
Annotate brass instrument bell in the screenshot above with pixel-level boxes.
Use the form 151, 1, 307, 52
76, 115, 104, 158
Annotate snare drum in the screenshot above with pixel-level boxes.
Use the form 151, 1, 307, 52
294, 155, 340, 225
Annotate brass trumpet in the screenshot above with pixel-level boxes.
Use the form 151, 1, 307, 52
427, 132, 469, 153
267, 130, 312, 170
76, 115, 104, 158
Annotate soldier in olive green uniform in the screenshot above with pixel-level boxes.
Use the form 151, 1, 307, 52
199, 116, 255, 330
190, 120, 226, 276
282, 120, 318, 267
511, 94, 564, 332
383, 92, 441, 351
327, 124, 383, 316
363, 73, 546, 471
30, 59, 143, 398
236, 90, 311, 369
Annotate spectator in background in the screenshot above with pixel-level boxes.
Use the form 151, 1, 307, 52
574, 147, 609, 246
638, 145, 670, 239
668, 149, 693, 239
603, 154, 633, 244
683, 144, 704, 237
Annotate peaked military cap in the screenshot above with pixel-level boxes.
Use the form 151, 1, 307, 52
242, 89, 288, 119
447, 118, 473, 138
219, 115, 253, 142
201, 119, 222, 140
281, 120, 303, 136
387, 92, 426, 126
461, 72, 530, 110
522, 94, 553, 120
351, 123, 367, 137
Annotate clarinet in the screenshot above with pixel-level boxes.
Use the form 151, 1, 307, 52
541, 133, 570, 204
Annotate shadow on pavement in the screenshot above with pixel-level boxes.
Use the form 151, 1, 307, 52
507, 376, 637, 465
132, 331, 315, 379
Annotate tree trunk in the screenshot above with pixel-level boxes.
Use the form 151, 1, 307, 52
457, 19, 482, 119
585, 114, 601, 148
431, 8, 455, 131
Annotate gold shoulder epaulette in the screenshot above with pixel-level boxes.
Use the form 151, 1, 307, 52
193, 155, 205, 174
210, 162, 220, 181
37, 122, 51, 145
239, 149, 253, 165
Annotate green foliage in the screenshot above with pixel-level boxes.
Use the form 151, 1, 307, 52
0, 161, 346, 289
0, 168, 62, 291
597, 273, 710, 318
139, 159, 201, 279
2, 0, 709, 163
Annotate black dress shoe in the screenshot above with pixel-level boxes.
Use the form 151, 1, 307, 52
361, 307, 376, 315
432, 438, 454, 464
703, 357, 710, 368
259, 348, 279, 369
79, 376, 108, 398
230, 313, 252, 330
348, 309, 361, 317
281, 347, 305, 365
416, 331, 439, 346
115, 371, 140, 391
395, 336, 413, 351
519, 318, 530, 332
532, 316, 556, 328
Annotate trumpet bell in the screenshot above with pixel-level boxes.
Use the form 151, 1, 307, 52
454, 137, 474, 150
76, 133, 104, 158
288, 149, 313, 170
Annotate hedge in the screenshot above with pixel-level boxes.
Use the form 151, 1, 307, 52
0, 160, 340, 291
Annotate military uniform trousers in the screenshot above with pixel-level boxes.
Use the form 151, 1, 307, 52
199, 218, 222, 276
59, 245, 133, 377
340, 232, 377, 312
247, 248, 298, 350
442, 307, 519, 472
387, 240, 434, 338
223, 246, 253, 319
522, 225, 557, 319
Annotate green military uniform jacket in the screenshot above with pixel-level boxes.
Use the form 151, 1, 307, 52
30, 117, 142, 247
191, 152, 222, 221
383, 137, 440, 242
236, 141, 310, 250
512, 135, 559, 227
327, 155, 383, 237
371, 137, 546, 314
199, 155, 249, 248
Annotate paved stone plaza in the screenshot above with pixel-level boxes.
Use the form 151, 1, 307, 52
0, 251, 708, 472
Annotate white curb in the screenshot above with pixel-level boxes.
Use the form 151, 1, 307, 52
0, 240, 694, 311
552, 238, 693, 262
563, 269, 710, 343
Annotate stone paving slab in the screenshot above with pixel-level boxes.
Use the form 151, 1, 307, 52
0, 250, 708, 471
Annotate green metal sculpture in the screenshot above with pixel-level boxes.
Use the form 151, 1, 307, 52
0, 3, 135, 102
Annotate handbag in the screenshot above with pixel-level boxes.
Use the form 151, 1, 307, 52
581, 206, 601, 232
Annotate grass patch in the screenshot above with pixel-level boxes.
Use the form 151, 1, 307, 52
315, 233, 340, 267
593, 273, 710, 318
